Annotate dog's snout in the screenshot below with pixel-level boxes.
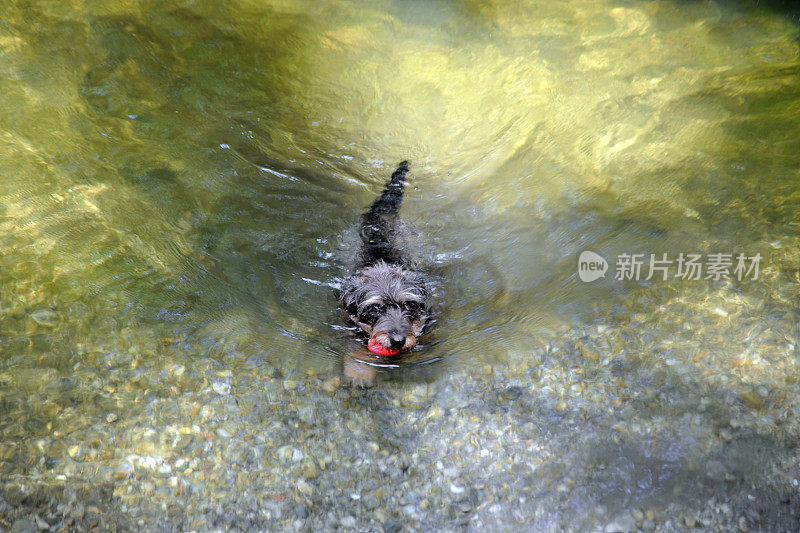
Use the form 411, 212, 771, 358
389, 334, 406, 350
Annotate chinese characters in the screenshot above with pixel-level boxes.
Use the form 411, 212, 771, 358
613, 253, 762, 281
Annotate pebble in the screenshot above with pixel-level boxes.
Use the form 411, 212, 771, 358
321, 377, 340, 394
738, 516, 747, 531
293, 504, 309, 519
302, 463, 320, 479
401, 384, 429, 408
212, 381, 231, 395
449, 483, 465, 494
741, 390, 763, 409
114, 461, 133, 480
277, 446, 303, 462
425, 405, 444, 420
580, 345, 599, 361
401, 490, 422, 505
605, 513, 637, 533
401, 504, 419, 518
383, 518, 401, 532
298, 406, 315, 426
10, 517, 38, 533
29, 309, 58, 327
71, 504, 85, 520
296, 481, 313, 495
362, 494, 380, 510
456, 501, 472, 513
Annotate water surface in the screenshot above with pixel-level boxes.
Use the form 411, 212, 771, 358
1, 0, 799, 530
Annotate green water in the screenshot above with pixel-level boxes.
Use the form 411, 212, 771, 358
1, 0, 800, 528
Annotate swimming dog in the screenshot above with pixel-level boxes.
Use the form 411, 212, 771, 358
338, 161, 431, 385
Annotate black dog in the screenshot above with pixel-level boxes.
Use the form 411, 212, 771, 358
338, 161, 432, 384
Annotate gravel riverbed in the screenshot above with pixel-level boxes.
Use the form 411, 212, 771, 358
2, 292, 799, 532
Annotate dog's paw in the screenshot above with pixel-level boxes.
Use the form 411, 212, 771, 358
343, 355, 377, 388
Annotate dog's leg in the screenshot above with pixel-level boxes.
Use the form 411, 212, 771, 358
343, 352, 378, 388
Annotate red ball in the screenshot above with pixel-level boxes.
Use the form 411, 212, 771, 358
368, 337, 400, 356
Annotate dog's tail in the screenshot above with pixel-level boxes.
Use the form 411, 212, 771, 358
369, 160, 409, 216
359, 161, 409, 264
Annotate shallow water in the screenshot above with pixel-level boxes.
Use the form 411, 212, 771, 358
2, 0, 800, 530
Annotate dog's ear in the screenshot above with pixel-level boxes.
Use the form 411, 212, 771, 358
405, 271, 430, 298
420, 315, 435, 334
344, 297, 359, 317
338, 283, 359, 316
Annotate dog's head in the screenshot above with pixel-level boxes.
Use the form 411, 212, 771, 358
338, 261, 429, 352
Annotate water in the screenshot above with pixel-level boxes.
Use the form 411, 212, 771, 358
1, 0, 800, 529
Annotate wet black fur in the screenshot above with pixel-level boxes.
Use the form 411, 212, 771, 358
338, 161, 431, 351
